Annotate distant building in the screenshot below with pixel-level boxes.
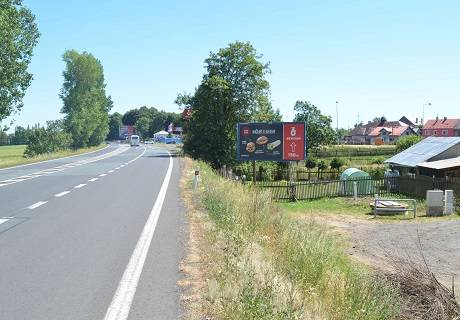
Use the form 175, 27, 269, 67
422, 117, 460, 138
345, 116, 417, 145
368, 125, 415, 145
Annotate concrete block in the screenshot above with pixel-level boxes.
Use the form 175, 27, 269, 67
427, 190, 444, 216
444, 190, 454, 215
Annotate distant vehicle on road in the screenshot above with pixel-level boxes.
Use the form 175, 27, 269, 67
130, 135, 140, 146
144, 140, 154, 144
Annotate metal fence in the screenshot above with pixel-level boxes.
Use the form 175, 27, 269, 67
250, 177, 399, 201
399, 175, 460, 200
218, 167, 460, 207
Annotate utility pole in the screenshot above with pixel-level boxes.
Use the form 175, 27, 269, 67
336, 101, 339, 144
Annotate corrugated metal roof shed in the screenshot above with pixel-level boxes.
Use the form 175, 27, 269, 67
417, 156, 460, 170
385, 137, 460, 167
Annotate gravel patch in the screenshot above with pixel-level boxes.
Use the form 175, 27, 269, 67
313, 215, 460, 298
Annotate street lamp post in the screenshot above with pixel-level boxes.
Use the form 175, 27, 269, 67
422, 102, 431, 127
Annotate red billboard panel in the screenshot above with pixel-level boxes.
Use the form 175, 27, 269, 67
282, 123, 306, 161
182, 108, 193, 120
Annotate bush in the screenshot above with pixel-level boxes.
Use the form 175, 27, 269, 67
330, 157, 345, 171
305, 156, 317, 170
371, 157, 385, 165
396, 135, 422, 153
317, 160, 328, 171
24, 121, 72, 158
368, 167, 386, 178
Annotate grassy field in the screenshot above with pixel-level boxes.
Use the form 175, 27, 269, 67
0, 144, 106, 169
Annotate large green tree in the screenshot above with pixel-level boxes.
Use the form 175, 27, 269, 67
60, 50, 112, 148
107, 112, 122, 140
0, 0, 40, 122
182, 41, 278, 168
293, 100, 336, 149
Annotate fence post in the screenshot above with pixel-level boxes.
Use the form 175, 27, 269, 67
290, 181, 297, 202
353, 182, 358, 200
193, 170, 200, 191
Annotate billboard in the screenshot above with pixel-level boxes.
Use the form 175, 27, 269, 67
237, 122, 306, 161
119, 125, 135, 139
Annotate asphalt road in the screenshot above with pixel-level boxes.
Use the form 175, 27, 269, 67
0, 143, 185, 319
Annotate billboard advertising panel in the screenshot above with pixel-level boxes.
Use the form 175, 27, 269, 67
119, 125, 135, 139
237, 122, 306, 161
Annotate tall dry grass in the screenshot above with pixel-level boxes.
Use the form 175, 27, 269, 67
194, 161, 401, 319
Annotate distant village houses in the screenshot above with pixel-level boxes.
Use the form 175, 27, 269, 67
422, 117, 460, 138
345, 116, 419, 145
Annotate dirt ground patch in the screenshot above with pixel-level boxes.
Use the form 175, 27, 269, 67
306, 214, 460, 299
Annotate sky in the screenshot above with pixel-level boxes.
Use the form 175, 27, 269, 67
6, 0, 460, 130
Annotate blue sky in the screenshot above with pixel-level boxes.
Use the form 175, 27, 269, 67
7, 0, 460, 130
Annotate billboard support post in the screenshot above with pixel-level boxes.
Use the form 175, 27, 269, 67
252, 160, 256, 184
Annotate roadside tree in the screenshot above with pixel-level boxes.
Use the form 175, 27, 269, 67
181, 41, 277, 168
293, 101, 336, 148
107, 112, 122, 140
60, 50, 112, 148
0, 0, 40, 122
136, 116, 151, 140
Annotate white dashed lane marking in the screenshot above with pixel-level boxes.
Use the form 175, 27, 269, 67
27, 201, 47, 209
99, 174, 107, 177
74, 184, 86, 189
55, 191, 70, 197
108, 170, 114, 173
88, 178, 98, 182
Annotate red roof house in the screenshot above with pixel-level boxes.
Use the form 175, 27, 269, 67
422, 118, 460, 138
368, 125, 415, 144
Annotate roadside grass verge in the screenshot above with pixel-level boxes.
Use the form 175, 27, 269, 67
0, 144, 106, 169
191, 161, 402, 319
279, 197, 460, 222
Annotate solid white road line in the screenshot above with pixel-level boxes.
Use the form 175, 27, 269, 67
55, 191, 70, 197
27, 201, 47, 209
99, 174, 108, 177
88, 178, 98, 182
74, 184, 86, 189
104, 151, 173, 320
0, 219, 9, 225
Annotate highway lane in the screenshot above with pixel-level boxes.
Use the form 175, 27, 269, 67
0, 145, 184, 319
0, 144, 139, 217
